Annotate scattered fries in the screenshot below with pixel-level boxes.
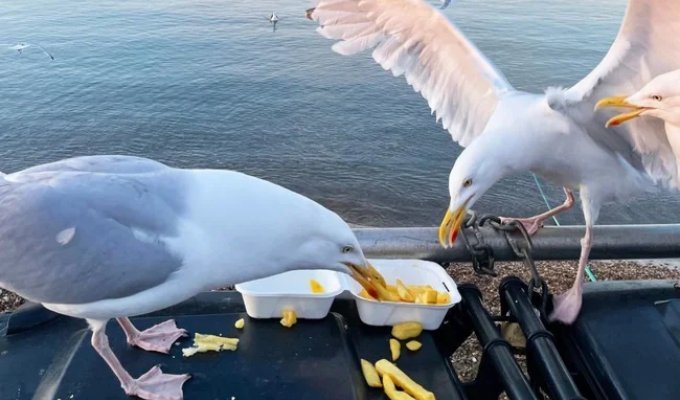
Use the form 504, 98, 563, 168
405, 341, 422, 351
280, 309, 297, 328
182, 333, 239, 357
360, 359, 382, 388
234, 318, 245, 329
375, 359, 436, 400
357, 279, 450, 305
309, 279, 325, 293
391, 322, 423, 340
389, 338, 401, 361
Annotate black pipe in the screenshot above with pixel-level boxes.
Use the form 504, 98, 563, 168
458, 284, 538, 400
499, 277, 584, 400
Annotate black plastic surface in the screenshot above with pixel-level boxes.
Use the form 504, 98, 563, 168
554, 280, 680, 400
0, 293, 467, 400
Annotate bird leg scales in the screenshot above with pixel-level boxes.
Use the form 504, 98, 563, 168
500, 187, 574, 235
90, 320, 190, 400
116, 317, 187, 354
549, 224, 591, 324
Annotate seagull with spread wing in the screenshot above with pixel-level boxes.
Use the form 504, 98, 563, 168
310, 0, 680, 323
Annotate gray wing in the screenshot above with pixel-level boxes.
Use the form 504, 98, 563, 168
10, 155, 169, 177
0, 168, 188, 305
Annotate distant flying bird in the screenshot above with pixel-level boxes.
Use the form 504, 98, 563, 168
310, 0, 680, 324
0, 155, 379, 400
269, 12, 279, 23
2, 42, 54, 60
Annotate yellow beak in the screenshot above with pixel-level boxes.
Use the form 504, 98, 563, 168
438, 206, 466, 248
595, 96, 647, 128
347, 262, 387, 300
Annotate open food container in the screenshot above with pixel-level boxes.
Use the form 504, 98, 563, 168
235, 270, 343, 319
345, 259, 461, 330
235, 259, 461, 330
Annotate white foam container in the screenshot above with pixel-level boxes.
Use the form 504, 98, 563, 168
345, 259, 461, 330
235, 270, 343, 319
235, 259, 461, 330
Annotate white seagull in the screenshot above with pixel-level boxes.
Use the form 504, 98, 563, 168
0, 155, 380, 400
310, 0, 680, 324
2, 42, 54, 60
596, 69, 680, 178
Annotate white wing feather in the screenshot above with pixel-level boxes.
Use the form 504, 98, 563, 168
566, 0, 680, 189
311, 0, 513, 147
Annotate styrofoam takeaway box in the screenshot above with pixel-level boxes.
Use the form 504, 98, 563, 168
235, 259, 461, 330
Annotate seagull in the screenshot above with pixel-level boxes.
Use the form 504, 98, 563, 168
2, 42, 54, 60
596, 69, 680, 180
0, 155, 380, 400
269, 12, 279, 23
309, 0, 680, 324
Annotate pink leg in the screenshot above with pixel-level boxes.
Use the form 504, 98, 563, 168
549, 224, 592, 324
116, 317, 187, 354
89, 320, 190, 400
501, 188, 574, 235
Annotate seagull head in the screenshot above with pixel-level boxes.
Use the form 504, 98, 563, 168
439, 140, 506, 247
596, 69, 680, 127
291, 206, 384, 297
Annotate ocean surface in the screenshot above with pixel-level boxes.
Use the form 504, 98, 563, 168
1, 0, 678, 227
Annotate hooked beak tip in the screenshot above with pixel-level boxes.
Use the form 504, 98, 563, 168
347, 262, 385, 299
438, 206, 466, 248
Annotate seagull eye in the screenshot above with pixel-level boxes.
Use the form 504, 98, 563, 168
463, 178, 473, 188
342, 245, 353, 254
651, 95, 663, 101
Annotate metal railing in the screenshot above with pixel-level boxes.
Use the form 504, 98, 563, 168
354, 224, 680, 262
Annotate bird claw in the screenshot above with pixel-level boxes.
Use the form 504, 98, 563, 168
122, 365, 190, 400
126, 319, 187, 354
499, 216, 544, 236
549, 286, 583, 324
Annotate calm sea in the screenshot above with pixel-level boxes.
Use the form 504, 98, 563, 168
1, 0, 677, 226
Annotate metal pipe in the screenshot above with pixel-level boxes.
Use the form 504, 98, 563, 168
458, 284, 538, 400
354, 224, 680, 262
499, 277, 584, 400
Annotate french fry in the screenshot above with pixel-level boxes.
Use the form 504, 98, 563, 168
280, 309, 297, 328
182, 333, 239, 357
375, 359, 436, 400
396, 280, 415, 302
234, 318, 245, 329
373, 283, 401, 302
392, 322, 423, 340
390, 338, 401, 361
405, 341, 422, 351
351, 264, 449, 305
359, 288, 376, 300
360, 359, 382, 388
383, 374, 416, 400
436, 292, 450, 305
424, 289, 438, 304
309, 279, 325, 294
